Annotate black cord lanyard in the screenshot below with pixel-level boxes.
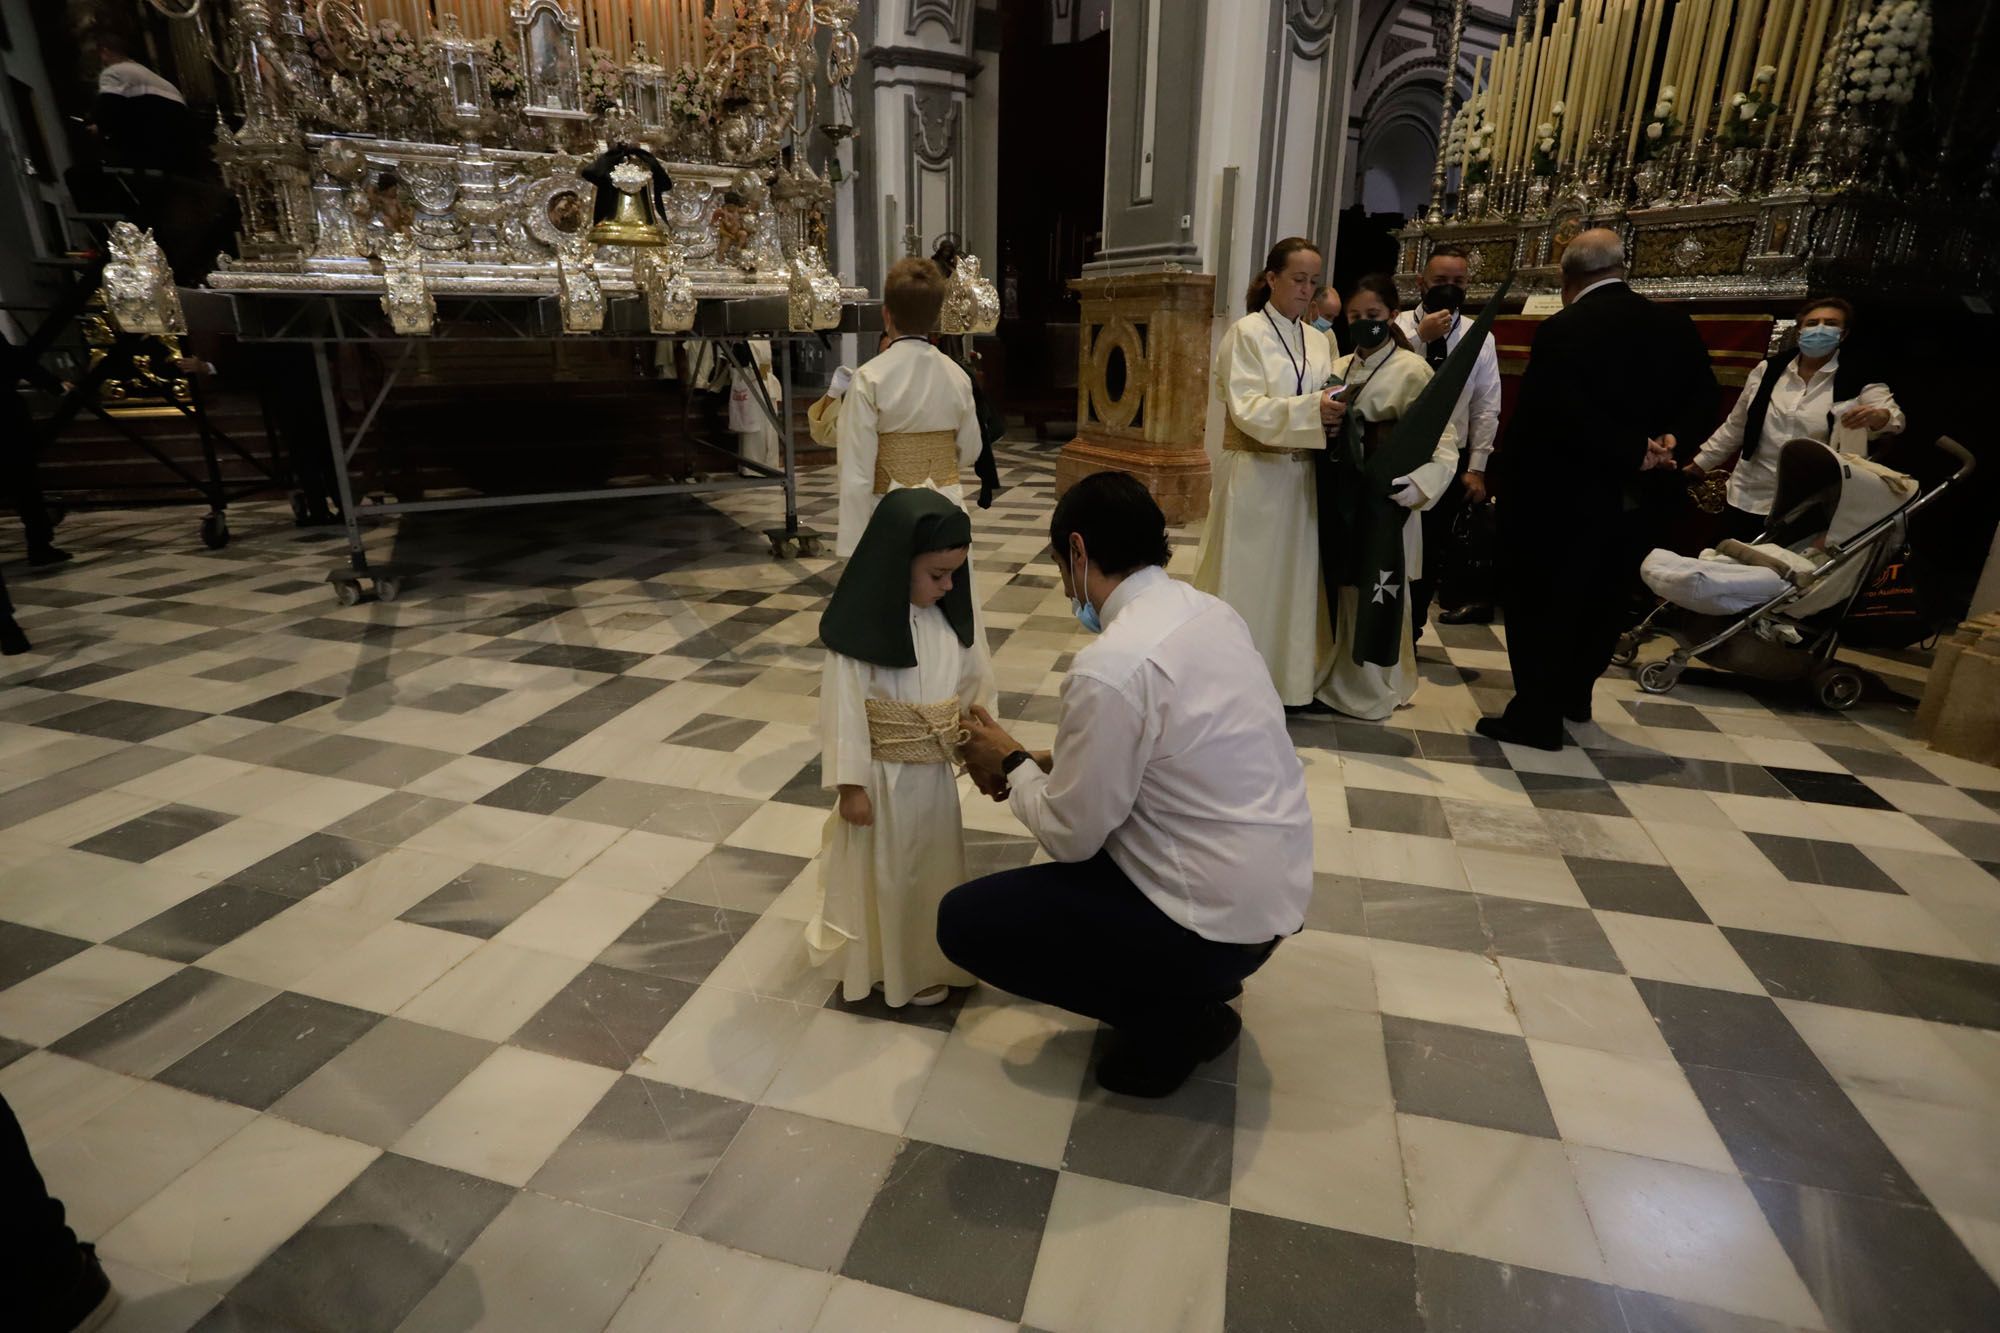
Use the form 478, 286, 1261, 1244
1262, 308, 1308, 395
888, 335, 929, 349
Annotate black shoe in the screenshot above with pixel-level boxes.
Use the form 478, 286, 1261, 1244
1095, 1005, 1243, 1099
26, 545, 71, 568
1564, 703, 1593, 725
1476, 715, 1564, 752
1284, 699, 1335, 718
1439, 603, 1494, 625
0, 618, 28, 656
36, 1242, 116, 1333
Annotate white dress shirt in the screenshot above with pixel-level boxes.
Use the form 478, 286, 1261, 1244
1392, 308, 1502, 472
1007, 567, 1314, 944
1694, 351, 1905, 515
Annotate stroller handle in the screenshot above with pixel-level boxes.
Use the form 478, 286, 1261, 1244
1935, 435, 1976, 478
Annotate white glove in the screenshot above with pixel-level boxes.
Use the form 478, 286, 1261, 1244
828, 365, 854, 397
1388, 475, 1427, 509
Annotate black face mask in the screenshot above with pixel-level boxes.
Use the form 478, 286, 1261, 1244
1422, 283, 1466, 314
1349, 316, 1392, 349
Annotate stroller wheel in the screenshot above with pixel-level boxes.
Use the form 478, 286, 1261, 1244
1636, 659, 1682, 695
1609, 633, 1640, 668
1811, 664, 1866, 711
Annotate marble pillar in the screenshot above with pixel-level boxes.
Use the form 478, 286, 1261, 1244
1058, 270, 1216, 525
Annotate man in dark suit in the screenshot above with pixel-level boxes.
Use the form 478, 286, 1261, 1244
1478, 228, 1718, 751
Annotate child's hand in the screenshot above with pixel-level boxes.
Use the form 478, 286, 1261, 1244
838, 785, 874, 827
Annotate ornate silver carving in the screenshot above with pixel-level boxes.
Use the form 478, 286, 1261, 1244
378, 232, 434, 334
937, 251, 998, 335
555, 234, 605, 332
514, 0, 586, 119
787, 244, 841, 331
102, 223, 188, 336
637, 246, 696, 331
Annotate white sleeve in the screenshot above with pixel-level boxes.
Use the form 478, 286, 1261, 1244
955, 378, 982, 469
957, 635, 997, 715
1226, 326, 1329, 452
835, 371, 879, 558
1696, 359, 1761, 472
821, 652, 873, 790
1466, 335, 1502, 471
1857, 382, 1905, 437
1007, 674, 1147, 863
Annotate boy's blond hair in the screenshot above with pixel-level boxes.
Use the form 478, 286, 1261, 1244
883, 257, 947, 336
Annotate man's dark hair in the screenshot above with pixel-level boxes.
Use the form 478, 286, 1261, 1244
1050, 471, 1170, 575
1427, 243, 1469, 263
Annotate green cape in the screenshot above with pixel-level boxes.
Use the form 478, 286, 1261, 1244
820, 488, 976, 669
1320, 274, 1515, 666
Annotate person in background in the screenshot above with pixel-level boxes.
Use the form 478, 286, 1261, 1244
807, 332, 891, 447
1310, 285, 1349, 354
728, 339, 783, 477
1685, 296, 1904, 541
944, 473, 1311, 1098
1193, 236, 1346, 711
929, 239, 1004, 509
1478, 228, 1716, 751
2, 1092, 117, 1330
1396, 243, 1503, 630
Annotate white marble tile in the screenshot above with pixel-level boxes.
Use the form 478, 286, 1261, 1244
1399, 1113, 1607, 1283
32, 1079, 257, 1239
0, 1050, 147, 1146
762, 1008, 950, 1136
1850, 1090, 2000, 1223
488, 815, 624, 879
1020, 1173, 1228, 1333
632, 986, 817, 1104
1596, 912, 1767, 994
294, 919, 481, 1015
98, 1114, 377, 1286
1500, 956, 1673, 1059
1568, 1144, 1824, 1327
395, 939, 587, 1040
0, 854, 207, 942
198, 899, 383, 990
811, 1279, 1016, 1333
0, 946, 183, 1047
1779, 999, 2000, 1111
395, 1045, 619, 1186
725, 802, 832, 859
1232, 1086, 1410, 1242
493, 882, 655, 961
904, 995, 1092, 1170
310, 847, 470, 922
1795, 882, 1980, 960
1457, 847, 1590, 907
1527, 1039, 1734, 1172
1369, 938, 1518, 1035
565, 828, 714, 896
604, 1231, 833, 1333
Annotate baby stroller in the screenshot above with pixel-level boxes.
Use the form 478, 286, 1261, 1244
1614, 435, 1975, 710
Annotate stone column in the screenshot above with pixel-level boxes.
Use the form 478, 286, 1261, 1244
1060, 0, 1213, 520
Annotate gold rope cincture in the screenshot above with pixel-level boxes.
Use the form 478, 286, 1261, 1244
873, 430, 959, 495
864, 698, 969, 769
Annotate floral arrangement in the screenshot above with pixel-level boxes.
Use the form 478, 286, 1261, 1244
667, 64, 713, 126
1845, 0, 1931, 110
1449, 94, 1494, 185
365, 19, 428, 101
1639, 83, 1681, 159
486, 37, 522, 103
1531, 101, 1565, 177
583, 44, 624, 114
1721, 64, 1778, 147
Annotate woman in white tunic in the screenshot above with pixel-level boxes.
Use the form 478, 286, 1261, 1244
1194, 237, 1349, 708
808, 488, 996, 1007
1317, 275, 1460, 720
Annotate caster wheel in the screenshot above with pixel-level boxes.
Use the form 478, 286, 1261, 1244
770, 536, 799, 560
289, 492, 310, 526
798, 535, 824, 558
1812, 663, 1866, 711
1636, 659, 1681, 695
332, 579, 362, 607
1609, 634, 1639, 668
374, 576, 402, 604
200, 512, 230, 549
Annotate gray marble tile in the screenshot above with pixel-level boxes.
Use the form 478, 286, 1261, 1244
1347, 788, 1452, 839
1363, 881, 1488, 953
325, 793, 461, 847
44, 699, 210, 742
511, 963, 696, 1068
679, 1106, 901, 1272
842, 1140, 1058, 1321
1225, 1209, 1421, 1333
195, 656, 292, 682
1567, 857, 1709, 923
0, 920, 91, 989
667, 712, 769, 753
476, 767, 605, 816
553, 778, 681, 830
635, 786, 764, 842
1687, 1065, 1924, 1204
51, 966, 278, 1077
230, 833, 380, 899
226, 691, 338, 724
111, 884, 298, 963
1518, 773, 1630, 817
516, 642, 649, 676
529, 1075, 752, 1228
399, 865, 561, 940
597, 900, 761, 983
53, 744, 185, 791
74, 804, 235, 862
0, 776, 98, 831
1864, 946, 2000, 1030
271, 1017, 496, 1149
408, 683, 507, 714
1304, 874, 1369, 936
1750, 1178, 2000, 1333
1748, 833, 1902, 894
1638, 979, 1837, 1084
1916, 816, 2000, 863
673, 843, 812, 912
1417, 1248, 1628, 1333
1616, 1290, 1817, 1333
1383, 1014, 1559, 1138
1477, 895, 1623, 972
222, 1152, 514, 1333
157, 991, 383, 1110
1063, 1067, 1236, 1203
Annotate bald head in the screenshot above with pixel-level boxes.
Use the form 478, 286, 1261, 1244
1560, 228, 1625, 304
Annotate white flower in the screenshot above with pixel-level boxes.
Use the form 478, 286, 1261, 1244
1864, 31, 1884, 46
1653, 99, 1671, 118
1873, 65, 1891, 83
1755, 64, 1777, 83
1661, 84, 1676, 98
1646, 120, 1664, 139
1739, 101, 1758, 120
1846, 88, 1865, 102
1539, 136, 1555, 153
1538, 121, 1554, 136
1551, 100, 1565, 116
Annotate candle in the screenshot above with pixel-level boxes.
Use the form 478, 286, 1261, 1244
1493, 38, 1517, 170
1723, 0, 1768, 114
1771, 0, 1813, 116
1516, 0, 1550, 172
1788, 0, 1838, 153
1606, 0, 1642, 139
1627, 0, 1669, 162
1691, 0, 1735, 143
1526, 1, 1564, 166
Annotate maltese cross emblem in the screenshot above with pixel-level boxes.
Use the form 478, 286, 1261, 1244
1372, 570, 1400, 605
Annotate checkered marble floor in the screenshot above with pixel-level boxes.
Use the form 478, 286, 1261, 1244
2, 445, 1998, 1333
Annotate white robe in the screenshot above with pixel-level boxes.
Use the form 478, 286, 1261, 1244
729, 339, 783, 474
835, 339, 984, 558
1193, 309, 1338, 707
1315, 342, 1460, 721
807, 606, 996, 1006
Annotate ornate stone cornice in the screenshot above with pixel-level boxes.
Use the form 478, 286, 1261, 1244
864, 43, 985, 78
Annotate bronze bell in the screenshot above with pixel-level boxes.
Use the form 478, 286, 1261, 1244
588, 159, 669, 248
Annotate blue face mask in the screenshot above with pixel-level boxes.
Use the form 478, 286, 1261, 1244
1070, 547, 1102, 634
1311, 316, 1334, 333
1797, 325, 1842, 357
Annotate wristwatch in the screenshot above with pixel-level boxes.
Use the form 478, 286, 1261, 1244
1001, 750, 1034, 776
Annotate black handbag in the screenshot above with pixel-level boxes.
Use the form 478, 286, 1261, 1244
1441, 497, 1498, 608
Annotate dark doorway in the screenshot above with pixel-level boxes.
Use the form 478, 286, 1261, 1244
992, 3, 1109, 439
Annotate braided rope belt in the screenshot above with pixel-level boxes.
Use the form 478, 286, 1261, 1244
1221, 416, 1309, 462
873, 430, 960, 495
865, 697, 967, 767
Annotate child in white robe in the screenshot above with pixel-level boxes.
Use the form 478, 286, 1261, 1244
807, 487, 996, 1007
729, 338, 783, 477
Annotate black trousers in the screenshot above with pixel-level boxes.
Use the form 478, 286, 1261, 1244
1498, 506, 1631, 742
0, 1094, 80, 1305
937, 852, 1281, 1051
3, 370, 56, 550
1410, 470, 1469, 635
1721, 503, 1767, 543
